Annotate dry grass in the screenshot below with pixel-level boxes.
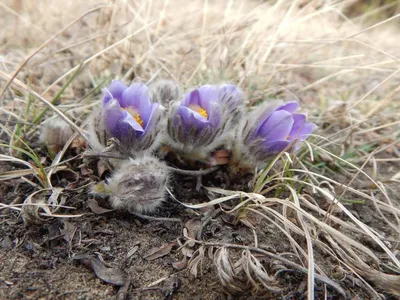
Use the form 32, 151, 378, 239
0, 0, 399, 299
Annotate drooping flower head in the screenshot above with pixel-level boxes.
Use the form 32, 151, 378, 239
237, 101, 316, 167
88, 80, 162, 157
166, 84, 244, 160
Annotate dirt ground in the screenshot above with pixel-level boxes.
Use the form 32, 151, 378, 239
1, 157, 399, 300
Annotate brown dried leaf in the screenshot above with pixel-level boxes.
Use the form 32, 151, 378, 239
74, 254, 126, 286
214, 247, 243, 292
172, 256, 187, 270
239, 215, 256, 229
221, 212, 237, 225
144, 241, 176, 261
97, 159, 110, 179
181, 246, 194, 258
126, 245, 140, 258
188, 246, 205, 279
0, 236, 13, 249
87, 199, 114, 214
60, 221, 76, 243
185, 219, 202, 247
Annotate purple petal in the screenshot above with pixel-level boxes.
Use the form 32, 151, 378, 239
143, 103, 159, 131
197, 85, 219, 111
288, 114, 316, 141
121, 110, 144, 133
121, 83, 151, 111
182, 89, 200, 107
103, 80, 127, 105
178, 106, 209, 130
276, 101, 299, 113
103, 99, 125, 137
261, 140, 291, 154
219, 84, 243, 110
257, 110, 294, 142
207, 101, 221, 127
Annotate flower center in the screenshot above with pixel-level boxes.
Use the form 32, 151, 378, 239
188, 104, 208, 119
122, 107, 144, 127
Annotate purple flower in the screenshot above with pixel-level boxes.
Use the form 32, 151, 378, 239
167, 84, 243, 156
240, 101, 316, 165
178, 85, 221, 132
88, 80, 162, 156
219, 84, 244, 116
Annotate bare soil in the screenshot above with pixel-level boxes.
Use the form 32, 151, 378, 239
1, 152, 399, 300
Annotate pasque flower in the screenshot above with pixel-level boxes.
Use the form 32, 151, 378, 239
237, 101, 316, 167
40, 116, 73, 155
88, 80, 162, 156
166, 84, 244, 159
105, 156, 169, 214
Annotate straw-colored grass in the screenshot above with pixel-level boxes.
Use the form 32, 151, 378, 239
0, 0, 399, 299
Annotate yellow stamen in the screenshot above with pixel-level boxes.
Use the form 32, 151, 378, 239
286, 135, 290, 140
188, 104, 208, 118
134, 114, 144, 127
122, 107, 144, 127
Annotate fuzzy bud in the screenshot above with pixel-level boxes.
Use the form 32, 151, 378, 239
40, 116, 74, 155
149, 79, 180, 108
105, 156, 169, 214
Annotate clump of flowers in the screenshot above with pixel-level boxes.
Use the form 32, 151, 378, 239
85, 79, 316, 214
88, 80, 162, 157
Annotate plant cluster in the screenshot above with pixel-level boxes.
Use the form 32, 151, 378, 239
83, 80, 316, 214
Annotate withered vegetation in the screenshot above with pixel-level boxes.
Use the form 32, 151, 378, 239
0, 0, 399, 299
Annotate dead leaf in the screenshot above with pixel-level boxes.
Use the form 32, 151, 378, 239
188, 246, 205, 279
74, 254, 126, 286
60, 221, 76, 243
172, 256, 187, 270
238, 215, 256, 229
97, 159, 110, 179
181, 247, 194, 258
0, 236, 13, 249
127, 244, 140, 258
221, 213, 237, 225
164, 275, 181, 300
87, 199, 114, 214
185, 219, 202, 247
144, 241, 176, 261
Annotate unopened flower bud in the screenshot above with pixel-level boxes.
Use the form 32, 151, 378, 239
105, 156, 169, 214
149, 79, 180, 108
40, 116, 74, 155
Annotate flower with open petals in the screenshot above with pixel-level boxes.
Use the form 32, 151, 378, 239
88, 80, 162, 157
236, 101, 316, 167
166, 84, 244, 160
